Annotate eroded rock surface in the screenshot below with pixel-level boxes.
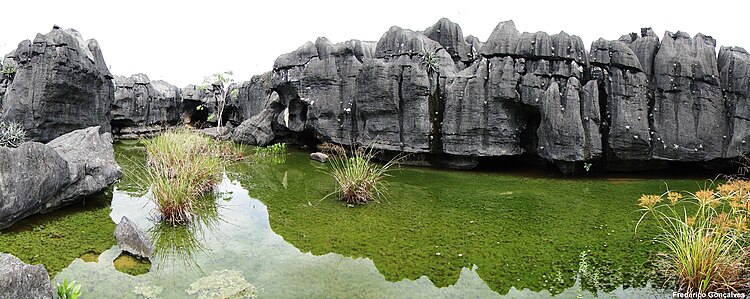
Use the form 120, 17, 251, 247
0, 126, 121, 229
112, 74, 182, 138
0, 253, 53, 299
114, 216, 153, 259
155, 19, 750, 173
1, 27, 114, 143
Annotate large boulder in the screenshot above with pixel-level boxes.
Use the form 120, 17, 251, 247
1, 26, 114, 143
0, 253, 53, 299
114, 216, 153, 259
226, 71, 274, 126
232, 109, 276, 146
112, 74, 182, 138
0, 126, 121, 229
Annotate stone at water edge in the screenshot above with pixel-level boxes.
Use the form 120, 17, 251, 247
0, 253, 53, 299
114, 216, 154, 259
0, 126, 122, 230
310, 152, 329, 163
200, 126, 233, 141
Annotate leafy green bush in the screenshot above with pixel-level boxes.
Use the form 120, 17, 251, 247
56, 279, 82, 299
327, 146, 400, 204
636, 181, 750, 293
0, 121, 26, 148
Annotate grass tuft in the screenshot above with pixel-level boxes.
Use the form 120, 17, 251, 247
636, 180, 750, 294
327, 146, 400, 204
132, 129, 226, 225
0, 121, 26, 148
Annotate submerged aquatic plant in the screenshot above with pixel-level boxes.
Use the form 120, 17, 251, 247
133, 129, 224, 224
636, 181, 750, 294
56, 279, 82, 299
186, 269, 257, 299
0, 121, 26, 148
326, 145, 401, 204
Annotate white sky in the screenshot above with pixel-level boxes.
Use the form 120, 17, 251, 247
0, 0, 745, 87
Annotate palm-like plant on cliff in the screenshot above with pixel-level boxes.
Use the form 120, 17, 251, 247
199, 71, 239, 130
420, 47, 440, 77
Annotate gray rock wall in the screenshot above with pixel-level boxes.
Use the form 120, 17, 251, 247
112, 74, 182, 138
1, 27, 114, 143
227, 18, 750, 173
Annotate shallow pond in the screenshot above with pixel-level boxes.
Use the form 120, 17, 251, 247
0, 142, 718, 298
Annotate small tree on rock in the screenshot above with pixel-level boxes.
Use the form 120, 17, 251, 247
199, 71, 239, 130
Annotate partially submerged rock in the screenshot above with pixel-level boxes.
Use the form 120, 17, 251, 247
0, 126, 121, 229
310, 152, 329, 163
232, 109, 276, 146
114, 216, 153, 259
0, 253, 53, 299
186, 269, 257, 299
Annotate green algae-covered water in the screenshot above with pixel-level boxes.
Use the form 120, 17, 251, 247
0, 142, 715, 298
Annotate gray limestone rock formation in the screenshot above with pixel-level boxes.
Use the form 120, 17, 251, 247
0, 253, 53, 299
232, 109, 276, 146
114, 216, 153, 259
0, 126, 121, 229
199, 18, 750, 173
1, 27, 114, 143
112, 74, 182, 138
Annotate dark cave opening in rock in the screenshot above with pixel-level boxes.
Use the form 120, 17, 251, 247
519, 105, 541, 160
182, 100, 209, 128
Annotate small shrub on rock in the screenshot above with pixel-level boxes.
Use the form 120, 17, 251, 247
0, 121, 26, 148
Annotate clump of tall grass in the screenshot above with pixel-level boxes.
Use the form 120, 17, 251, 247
0, 121, 26, 148
135, 129, 224, 224
327, 146, 400, 204
636, 181, 750, 294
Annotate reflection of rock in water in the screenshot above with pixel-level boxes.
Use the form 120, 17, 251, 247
187, 269, 257, 299
113, 252, 151, 276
